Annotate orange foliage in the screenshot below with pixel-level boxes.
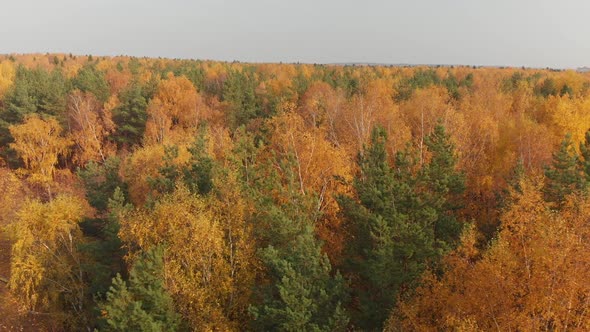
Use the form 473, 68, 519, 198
144, 73, 208, 144
265, 111, 353, 260
67, 90, 116, 166
391, 178, 590, 331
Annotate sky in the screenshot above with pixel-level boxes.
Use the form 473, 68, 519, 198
1, 0, 589, 68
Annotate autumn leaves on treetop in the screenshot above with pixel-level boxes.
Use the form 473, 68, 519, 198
1, 54, 590, 330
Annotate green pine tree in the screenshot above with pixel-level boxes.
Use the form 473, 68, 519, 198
0, 66, 68, 165
338, 127, 438, 330
99, 247, 184, 332
421, 123, 466, 247
222, 68, 261, 129
182, 126, 214, 195
81, 187, 130, 298
544, 133, 586, 208
148, 127, 215, 197
78, 157, 128, 212
249, 156, 348, 332
111, 82, 149, 147
72, 64, 110, 103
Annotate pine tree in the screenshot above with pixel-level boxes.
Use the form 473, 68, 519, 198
0, 66, 68, 166
78, 156, 128, 212
148, 127, 215, 197
222, 68, 261, 129
71, 64, 110, 103
111, 82, 148, 147
338, 127, 438, 331
82, 187, 130, 298
544, 133, 585, 208
182, 126, 214, 195
99, 247, 184, 332
421, 123, 465, 247
250, 156, 348, 331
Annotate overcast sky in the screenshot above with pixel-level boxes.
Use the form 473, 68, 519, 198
1, 0, 589, 68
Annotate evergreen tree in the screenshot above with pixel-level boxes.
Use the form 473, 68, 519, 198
421, 123, 466, 247
338, 127, 438, 330
99, 247, 184, 332
0, 66, 68, 165
147, 145, 182, 196
182, 126, 214, 195
148, 127, 215, 197
222, 68, 261, 129
544, 133, 585, 208
72, 64, 110, 103
111, 82, 148, 147
78, 158, 130, 299
250, 156, 348, 331
82, 187, 130, 299
78, 156, 128, 212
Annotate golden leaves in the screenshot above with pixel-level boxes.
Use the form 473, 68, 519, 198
8, 195, 87, 315
9, 115, 72, 186
391, 178, 590, 331
265, 111, 353, 261
144, 73, 207, 145
0, 168, 27, 226
0, 61, 15, 98
67, 90, 116, 166
119, 186, 237, 330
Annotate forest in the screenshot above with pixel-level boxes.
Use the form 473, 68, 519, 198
1, 53, 590, 331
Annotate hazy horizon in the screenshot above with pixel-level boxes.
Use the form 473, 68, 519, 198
2, 0, 589, 69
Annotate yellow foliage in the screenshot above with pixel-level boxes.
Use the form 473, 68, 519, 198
0, 61, 15, 97
0, 168, 27, 226
390, 178, 590, 331
9, 115, 72, 190
266, 111, 353, 260
546, 94, 590, 148
120, 144, 191, 205
67, 90, 116, 165
144, 73, 202, 145
120, 186, 240, 330
8, 195, 88, 320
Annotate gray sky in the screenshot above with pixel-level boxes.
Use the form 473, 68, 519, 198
1, 0, 589, 68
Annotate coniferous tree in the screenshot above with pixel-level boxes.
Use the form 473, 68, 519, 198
78, 158, 130, 299
421, 123, 466, 247
78, 157, 128, 212
544, 133, 585, 208
182, 126, 214, 196
111, 82, 148, 147
82, 187, 130, 299
339, 127, 439, 330
148, 127, 215, 197
99, 247, 184, 332
0, 66, 68, 165
222, 68, 261, 129
71, 64, 110, 103
250, 156, 348, 331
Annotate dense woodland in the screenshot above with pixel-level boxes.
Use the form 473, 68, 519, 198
1, 54, 590, 331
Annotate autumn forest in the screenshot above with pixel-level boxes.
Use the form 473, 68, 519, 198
2, 54, 590, 331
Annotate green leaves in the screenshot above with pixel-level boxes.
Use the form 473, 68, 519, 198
111, 82, 148, 147
99, 247, 184, 332
422, 124, 465, 246
222, 68, 262, 129
250, 155, 348, 332
339, 124, 464, 330
543, 133, 586, 208
72, 64, 110, 103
